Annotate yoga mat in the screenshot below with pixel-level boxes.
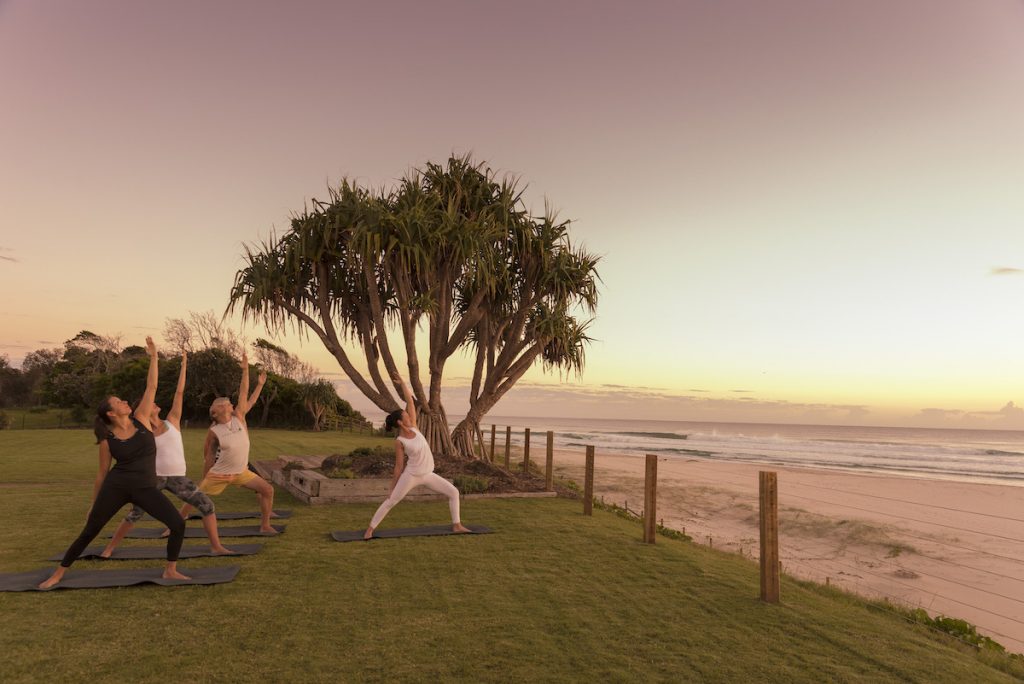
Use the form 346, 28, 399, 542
143, 510, 292, 521
115, 524, 285, 539
0, 566, 241, 592
331, 524, 492, 542
49, 544, 263, 562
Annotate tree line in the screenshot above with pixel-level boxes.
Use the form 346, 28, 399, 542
0, 318, 368, 431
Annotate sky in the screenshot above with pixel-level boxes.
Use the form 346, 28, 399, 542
2, 0, 1024, 429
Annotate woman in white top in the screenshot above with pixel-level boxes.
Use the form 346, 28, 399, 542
100, 351, 236, 556
180, 352, 278, 534
363, 372, 470, 539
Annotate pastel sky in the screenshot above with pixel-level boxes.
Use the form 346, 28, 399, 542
2, 1, 1024, 429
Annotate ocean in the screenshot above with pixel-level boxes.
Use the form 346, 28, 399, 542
483, 416, 1024, 487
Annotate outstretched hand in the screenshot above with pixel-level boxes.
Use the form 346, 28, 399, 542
239, 352, 248, 370
145, 336, 157, 357
258, 370, 267, 385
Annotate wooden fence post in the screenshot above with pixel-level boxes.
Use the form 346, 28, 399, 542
545, 431, 554, 491
643, 454, 657, 543
759, 471, 780, 603
583, 446, 595, 516
523, 428, 531, 472
490, 425, 496, 462
504, 426, 511, 469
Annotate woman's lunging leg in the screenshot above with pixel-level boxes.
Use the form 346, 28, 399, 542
59, 483, 132, 567
132, 488, 186, 573
368, 471, 419, 529
421, 473, 462, 524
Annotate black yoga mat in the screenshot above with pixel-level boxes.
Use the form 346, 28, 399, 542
331, 524, 492, 542
143, 509, 292, 521
114, 524, 285, 539
49, 544, 263, 562
0, 566, 241, 592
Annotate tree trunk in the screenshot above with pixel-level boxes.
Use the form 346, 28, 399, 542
450, 411, 484, 461
259, 388, 277, 428
418, 405, 464, 461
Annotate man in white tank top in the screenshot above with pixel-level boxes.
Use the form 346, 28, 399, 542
363, 372, 470, 539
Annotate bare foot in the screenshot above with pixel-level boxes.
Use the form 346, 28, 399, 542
99, 547, 115, 559
162, 569, 191, 581
159, 528, 170, 538
363, 527, 375, 540
211, 546, 239, 555
453, 523, 472, 533
270, 511, 281, 518
37, 569, 65, 589
259, 526, 279, 535
37, 573, 62, 589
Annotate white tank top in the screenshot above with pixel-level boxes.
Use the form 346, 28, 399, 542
154, 421, 187, 477
208, 416, 251, 475
397, 427, 434, 475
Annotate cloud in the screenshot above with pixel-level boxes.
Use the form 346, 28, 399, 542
0, 255, 17, 263
990, 267, 1023, 275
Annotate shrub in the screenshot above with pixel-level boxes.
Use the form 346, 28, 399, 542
0, 410, 9, 430
452, 475, 489, 494
323, 466, 355, 479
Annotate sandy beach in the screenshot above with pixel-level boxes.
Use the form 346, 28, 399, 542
546, 448, 1024, 654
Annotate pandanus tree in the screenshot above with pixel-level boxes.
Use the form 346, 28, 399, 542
228, 155, 599, 459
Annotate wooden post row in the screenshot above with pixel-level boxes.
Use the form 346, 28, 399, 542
583, 446, 595, 516
759, 471, 780, 603
523, 428, 531, 472
643, 454, 657, 544
504, 426, 511, 469
545, 431, 554, 491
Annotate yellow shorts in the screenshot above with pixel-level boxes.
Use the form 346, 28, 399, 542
199, 470, 258, 495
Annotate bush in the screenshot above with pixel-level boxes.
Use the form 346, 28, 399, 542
323, 467, 355, 479
0, 410, 9, 430
452, 475, 490, 494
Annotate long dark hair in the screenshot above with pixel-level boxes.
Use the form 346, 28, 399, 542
384, 409, 403, 433
93, 397, 114, 444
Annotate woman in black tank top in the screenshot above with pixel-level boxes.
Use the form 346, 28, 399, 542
38, 338, 190, 589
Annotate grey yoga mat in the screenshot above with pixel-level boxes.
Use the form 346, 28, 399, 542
49, 544, 263, 562
331, 524, 492, 542
114, 524, 285, 538
143, 510, 292, 521
0, 566, 241, 592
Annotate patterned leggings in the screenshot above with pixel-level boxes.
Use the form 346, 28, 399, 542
124, 476, 215, 524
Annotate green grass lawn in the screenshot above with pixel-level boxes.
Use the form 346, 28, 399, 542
0, 429, 1021, 683
1, 407, 90, 430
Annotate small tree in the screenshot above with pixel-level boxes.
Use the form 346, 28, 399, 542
301, 379, 340, 431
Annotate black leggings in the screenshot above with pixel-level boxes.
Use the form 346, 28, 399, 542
60, 479, 186, 567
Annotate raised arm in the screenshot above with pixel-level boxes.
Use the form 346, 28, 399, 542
246, 369, 267, 409
392, 371, 416, 428
135, 337, 159, 430
235, 352, 251, 417
166, 351, 187, 428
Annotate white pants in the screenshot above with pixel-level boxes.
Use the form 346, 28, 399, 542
369, 471, 461, 528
